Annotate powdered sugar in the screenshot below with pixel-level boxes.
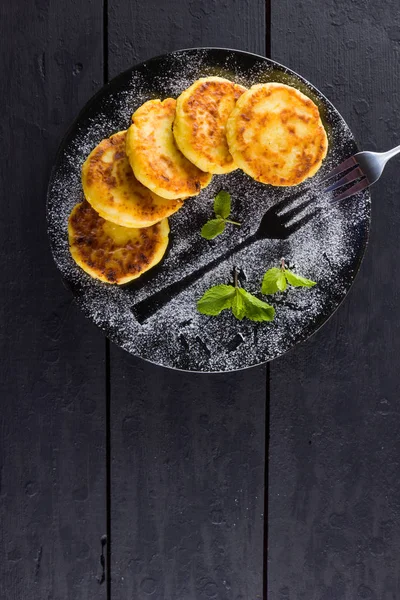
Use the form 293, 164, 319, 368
47, 49, 370, 372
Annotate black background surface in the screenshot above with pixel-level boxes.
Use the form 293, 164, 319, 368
1, 0, 400, 598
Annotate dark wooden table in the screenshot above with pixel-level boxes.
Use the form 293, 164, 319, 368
2, 0, 400, 598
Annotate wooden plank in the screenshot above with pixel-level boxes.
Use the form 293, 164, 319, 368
269, 1, 400, 597
107, 1, 267, 598
108, 0, 266, 76
0, 1, 107, 599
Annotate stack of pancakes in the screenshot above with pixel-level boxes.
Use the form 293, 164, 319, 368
68, 78, 328, 284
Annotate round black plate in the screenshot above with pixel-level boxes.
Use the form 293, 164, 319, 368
47, 48, 370, 372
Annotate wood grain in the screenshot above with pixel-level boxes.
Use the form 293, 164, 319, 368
107, 1, 267, 598
269, 1, 400, 598
108, 0, 265, 75
0, 1, 107, 598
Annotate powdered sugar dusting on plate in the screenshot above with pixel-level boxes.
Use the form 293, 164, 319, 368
47, 49, 370, 372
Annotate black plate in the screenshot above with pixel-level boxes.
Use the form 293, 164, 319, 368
47, 48, 370, 372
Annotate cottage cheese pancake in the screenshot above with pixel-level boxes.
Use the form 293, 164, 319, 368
173, 77, 246, 174
226, 82, 328, 186
68, 201, 169, 284
81, 130, 183, 228
126, 98, 212, 200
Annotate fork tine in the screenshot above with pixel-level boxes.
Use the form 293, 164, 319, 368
320, 155, 359, 182
330, 177, 369, 202
324, 166, 366, 193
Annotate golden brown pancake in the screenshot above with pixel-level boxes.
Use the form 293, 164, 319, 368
126, 98, 212, 200
68, 200, 169, 284
173, 77, 246, 174
81, 130, 183, 228
226, 82, 328, 186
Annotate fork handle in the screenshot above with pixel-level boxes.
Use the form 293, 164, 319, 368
383, 144, 400, 161
131, 233, 257, 324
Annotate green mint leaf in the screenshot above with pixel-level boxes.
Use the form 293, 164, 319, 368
201, 218, 226, 240
197, 284, 236, 316
214, 191, 231, 219
277, 271, 287, 291
238, 289, 275, 322
231, 289, 246, 320
261, 267, 287, 295
285, 269, 316, 288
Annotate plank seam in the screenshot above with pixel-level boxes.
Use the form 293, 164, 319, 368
264, 3, 272, 598
263, 363, 270, 600
265, 0, 271, 57
105, 339, 111, 599
103, 0, 109, 82
103, 0, 111, 597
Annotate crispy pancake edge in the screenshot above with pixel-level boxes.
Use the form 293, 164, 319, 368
226, 82, 328, 186
173, 76, 247, 175
81, 130, 184, 228
126, 98, 212, 200
68, 201, 170, 284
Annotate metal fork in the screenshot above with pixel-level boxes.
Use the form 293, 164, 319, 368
323, 144, 400, 201
131, 193, 318, 324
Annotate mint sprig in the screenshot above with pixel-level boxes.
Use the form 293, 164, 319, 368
196, 283, 236, 315
197, 269, 275, 322
261, 267, 287, 294
261, 259, 316, 295
284, 270, 316, 288
201, 219, 226, 240
201, 191, 240, 240
213, 190, 231, 219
